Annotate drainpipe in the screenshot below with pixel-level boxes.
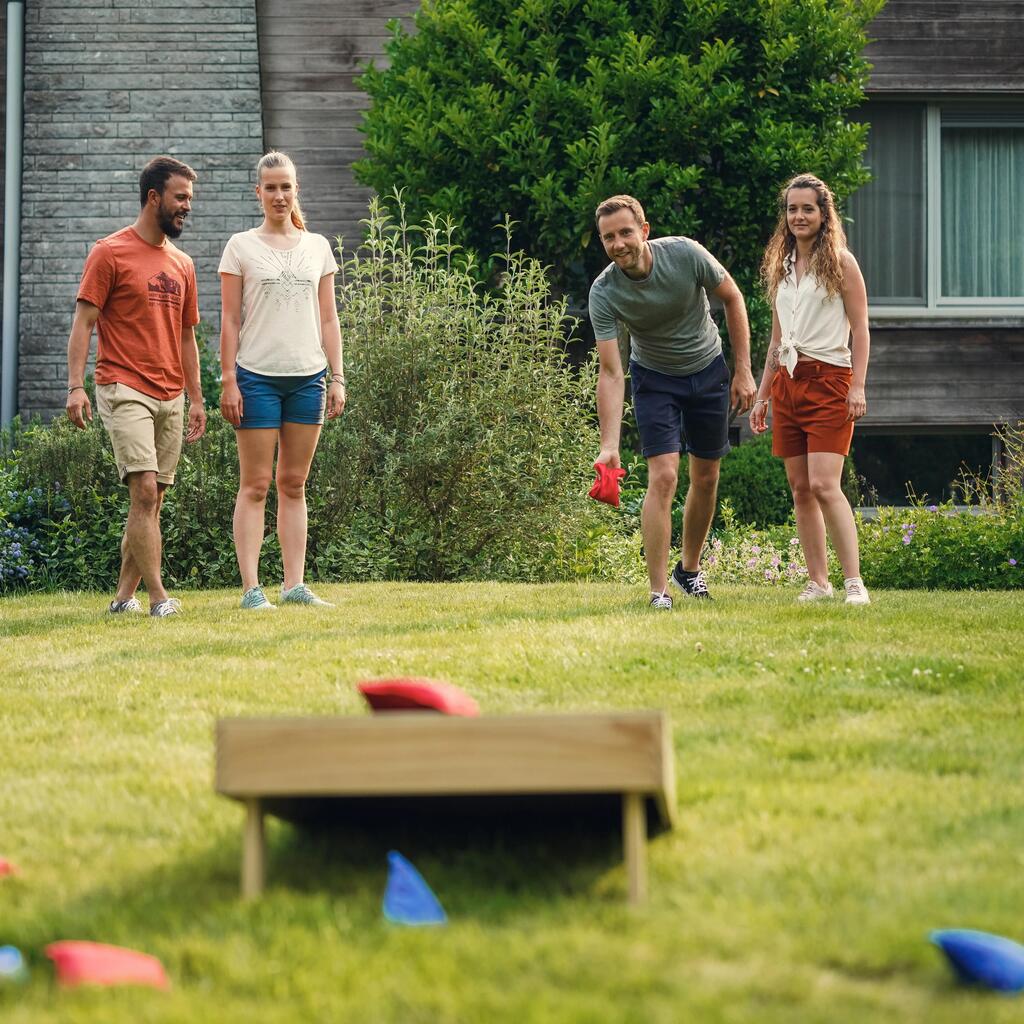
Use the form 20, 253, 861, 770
2, 0, 26, 426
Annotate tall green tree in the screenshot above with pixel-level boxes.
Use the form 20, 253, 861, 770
356, 0, 884, 355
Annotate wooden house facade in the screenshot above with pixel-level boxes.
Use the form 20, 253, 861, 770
2, 0, 1022, 467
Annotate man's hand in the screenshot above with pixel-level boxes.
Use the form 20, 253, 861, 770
186, 401, 207, 443
595, 447, 621, 469
730, 366, 757, 417
66, 388, 92, 429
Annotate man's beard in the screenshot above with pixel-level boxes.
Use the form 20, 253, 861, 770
158, 204, 186, 239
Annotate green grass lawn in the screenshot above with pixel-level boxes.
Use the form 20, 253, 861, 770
1, 584, 1022, 1023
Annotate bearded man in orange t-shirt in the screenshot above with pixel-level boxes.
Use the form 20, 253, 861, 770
66, 156, 207, 618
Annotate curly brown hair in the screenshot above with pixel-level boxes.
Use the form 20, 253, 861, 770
760, 174, 847, 302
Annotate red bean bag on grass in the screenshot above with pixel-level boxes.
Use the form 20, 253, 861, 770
358, 678, 480, 717
45, 941, 170, 989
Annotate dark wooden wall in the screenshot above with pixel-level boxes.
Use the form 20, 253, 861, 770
257, 0, 415, 251
863, 328, 1024, 430
864, 0, 1024, 93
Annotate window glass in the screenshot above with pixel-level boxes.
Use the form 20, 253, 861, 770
941, 126, 1024, 298
847, 104, 926, 304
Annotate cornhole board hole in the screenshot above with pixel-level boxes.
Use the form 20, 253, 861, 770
216, 711, 676, 906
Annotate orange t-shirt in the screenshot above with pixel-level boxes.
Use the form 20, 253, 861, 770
77, 226, 200, 401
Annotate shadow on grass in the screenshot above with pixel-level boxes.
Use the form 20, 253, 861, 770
42, 797, 648, 948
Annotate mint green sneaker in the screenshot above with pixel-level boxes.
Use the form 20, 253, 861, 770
280, 583, 333, 607
241, 586, 276, 611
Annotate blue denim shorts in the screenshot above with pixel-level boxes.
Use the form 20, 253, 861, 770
630, 354, 731, 460
236, 364, 327, 429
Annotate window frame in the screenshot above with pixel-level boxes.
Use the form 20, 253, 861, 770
859, 101, 1024, 318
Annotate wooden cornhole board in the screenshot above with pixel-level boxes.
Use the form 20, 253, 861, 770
216, 711, 676, 905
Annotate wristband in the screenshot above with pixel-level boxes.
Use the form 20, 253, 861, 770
67, 385, 86, 395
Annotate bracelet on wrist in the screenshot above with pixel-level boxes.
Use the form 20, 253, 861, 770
67, 385, 86, 395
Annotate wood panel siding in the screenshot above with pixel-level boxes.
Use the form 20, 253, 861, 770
257, 0, 416, 250
862, 327, 1024, 430
865, 1, 1024, 93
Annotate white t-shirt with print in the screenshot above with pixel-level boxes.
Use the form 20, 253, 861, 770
218, 229, 339, 376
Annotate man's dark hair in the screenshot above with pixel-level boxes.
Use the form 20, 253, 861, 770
139, 156, 197, 207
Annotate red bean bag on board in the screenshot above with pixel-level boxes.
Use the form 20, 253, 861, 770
358, 678, 480, 717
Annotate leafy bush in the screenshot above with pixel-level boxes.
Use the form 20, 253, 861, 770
312, 199, 610, 580
858, 503, 1023, 590
356, 0, 883, 360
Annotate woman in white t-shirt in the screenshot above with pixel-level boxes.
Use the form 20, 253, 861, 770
218, 151, 345, 610
750, 174, 871, 605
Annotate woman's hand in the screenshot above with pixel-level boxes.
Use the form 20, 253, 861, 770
220, 378, 243, 427
749, 398, 769, 434
326, 381, 346, 419
846, 383, 867, 422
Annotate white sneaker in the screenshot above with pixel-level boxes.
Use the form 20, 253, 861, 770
844, 577, 871, 605
649, 591, 673, 610
797, 580, 834, 602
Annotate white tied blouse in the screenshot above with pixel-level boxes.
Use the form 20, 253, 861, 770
775, 255, 852, 374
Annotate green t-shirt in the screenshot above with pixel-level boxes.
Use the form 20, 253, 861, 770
588, 236, 726, 377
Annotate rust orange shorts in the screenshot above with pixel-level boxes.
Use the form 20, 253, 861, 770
770, 360, 854, 458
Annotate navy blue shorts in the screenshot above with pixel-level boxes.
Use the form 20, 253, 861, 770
236, 365, 327, 429
630, 355, 731, 460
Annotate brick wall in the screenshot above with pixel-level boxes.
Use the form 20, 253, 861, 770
19, 0, 265, 420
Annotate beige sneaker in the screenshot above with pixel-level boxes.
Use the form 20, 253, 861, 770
844, 577, 871, 605
797, 580, 834, 602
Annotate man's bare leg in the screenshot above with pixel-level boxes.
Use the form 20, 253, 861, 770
123, 471, 169, 609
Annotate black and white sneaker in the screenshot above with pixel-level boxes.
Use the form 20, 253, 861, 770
670, 563, 712, 600
649, 591, 673, 610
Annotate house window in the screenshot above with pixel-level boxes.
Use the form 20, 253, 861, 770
846, 103, 1024, 314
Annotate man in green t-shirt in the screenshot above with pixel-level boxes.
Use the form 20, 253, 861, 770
589, 194, 756, 607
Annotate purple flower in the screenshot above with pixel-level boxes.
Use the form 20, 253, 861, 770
929, 505, 938, 512
764, 569, 773, 580
751, 545, 761, 554
902, 535, 912, 545
747, 558, 757, 568
1011, 558, 1018, 567
789, 538, 799, 546
770, 556, 781, 567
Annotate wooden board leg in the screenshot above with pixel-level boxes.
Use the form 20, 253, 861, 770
622, 792, 647, 906
242, 797, 265, 900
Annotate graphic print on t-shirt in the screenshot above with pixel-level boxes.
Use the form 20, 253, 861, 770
148, 270, 183, 310
256, 247, 316, 314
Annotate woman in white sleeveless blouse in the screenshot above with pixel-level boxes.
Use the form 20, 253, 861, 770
750, 175, 871, 605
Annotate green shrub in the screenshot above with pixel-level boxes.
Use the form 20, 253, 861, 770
314, 199, 612, 581
859, 503, 1024, 590
356, 0, 883, 362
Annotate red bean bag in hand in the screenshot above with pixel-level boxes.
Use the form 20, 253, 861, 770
45, 941, 170, 989
588, 461, 627, 507
358, 678, 480, 717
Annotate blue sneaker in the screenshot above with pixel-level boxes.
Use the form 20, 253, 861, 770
241, 586, 276, 611
280, 583, 333, 607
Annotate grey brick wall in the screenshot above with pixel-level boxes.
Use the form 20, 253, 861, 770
19, 0, 265, 420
